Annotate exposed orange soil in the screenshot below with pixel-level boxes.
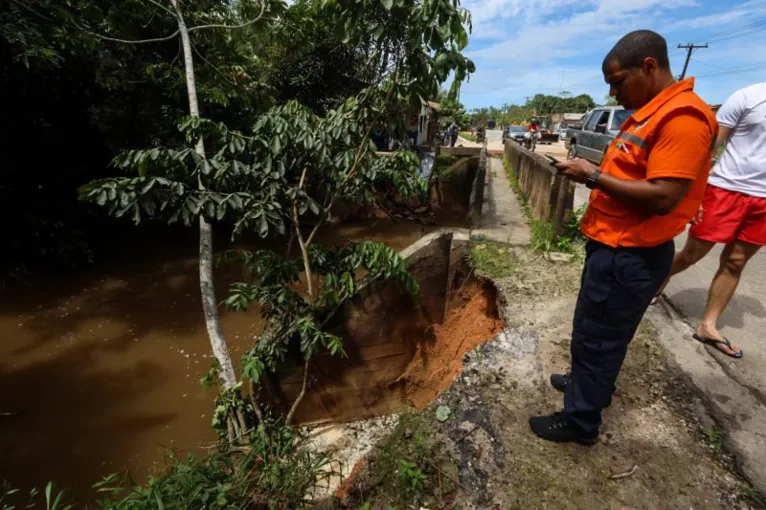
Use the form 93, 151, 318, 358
403, 283, 504, 409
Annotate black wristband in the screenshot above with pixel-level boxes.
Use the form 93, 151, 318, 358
586, 168, 602, 189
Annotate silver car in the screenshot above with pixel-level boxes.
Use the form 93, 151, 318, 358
502, 125, 527, 144
564, 107, 634, 164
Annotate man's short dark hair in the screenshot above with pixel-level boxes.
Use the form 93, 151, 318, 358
603, 30, 670, 72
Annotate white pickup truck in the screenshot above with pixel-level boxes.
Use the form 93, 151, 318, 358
563, 106, 633, 164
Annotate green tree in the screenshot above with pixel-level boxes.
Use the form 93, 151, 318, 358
440, 96, 470, 127
80, 0, 474, 437
469, 107, 489, 127
0, 0, 276, 282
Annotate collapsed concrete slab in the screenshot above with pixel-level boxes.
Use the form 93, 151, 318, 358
273, 230, 502, 425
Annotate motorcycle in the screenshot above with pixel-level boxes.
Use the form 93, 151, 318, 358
523, 131, 539, 152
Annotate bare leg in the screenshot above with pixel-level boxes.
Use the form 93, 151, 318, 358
652, 236, 716, 302
697, 240, 761, 354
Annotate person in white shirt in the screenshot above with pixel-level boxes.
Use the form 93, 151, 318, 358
657, 82, 766, 359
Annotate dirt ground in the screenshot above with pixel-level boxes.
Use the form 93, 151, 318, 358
331, 245, 762, 510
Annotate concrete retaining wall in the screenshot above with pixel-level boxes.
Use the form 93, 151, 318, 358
503, 140, 574, 234
469, 147, 487, 227
432, 146, 487, 228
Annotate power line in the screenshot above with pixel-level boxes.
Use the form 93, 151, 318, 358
695, 61, 766, 78
705, 26, 766, 45
691, 18, 766, 43
678, 43, 708, 79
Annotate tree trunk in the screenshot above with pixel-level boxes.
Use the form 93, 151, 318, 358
171, 0, 238, 390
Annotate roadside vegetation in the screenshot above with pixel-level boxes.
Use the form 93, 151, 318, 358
333, 413, 460, 509
469, 240, 517, 279
469, 93, 595, 127
502, 156, 586, 255
459, 131, 476, 142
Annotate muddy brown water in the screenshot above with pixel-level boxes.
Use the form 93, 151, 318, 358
0, 216, 466, 502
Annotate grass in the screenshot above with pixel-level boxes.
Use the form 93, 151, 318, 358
503, 155, 585, 255
346, 413, 459, 509
3, 422, 334, 510
435, 153, 459, 170
702, 428, 723, 457
433, 154, 469, 187
459, 131, 476, 142
469, 240, 517, 278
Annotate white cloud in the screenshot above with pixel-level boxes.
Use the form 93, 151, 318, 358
458, 0, 766, 107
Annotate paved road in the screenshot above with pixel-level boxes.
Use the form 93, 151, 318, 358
568, 168, 766, 487
664, 229, 766, 395
654, 230, 766, 491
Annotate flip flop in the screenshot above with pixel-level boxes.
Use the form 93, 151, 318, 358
692, 334, 743, 359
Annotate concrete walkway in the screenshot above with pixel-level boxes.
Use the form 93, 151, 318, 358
472, 158, 530, 246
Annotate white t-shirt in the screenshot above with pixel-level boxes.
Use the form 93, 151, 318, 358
708, 83, 766, 198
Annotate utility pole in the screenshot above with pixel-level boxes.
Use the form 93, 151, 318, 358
677, 43, 708, 79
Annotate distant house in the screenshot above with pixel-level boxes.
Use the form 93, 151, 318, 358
550, 112, 587, 125
418, 99, 440, 145
549, 112, 587, 132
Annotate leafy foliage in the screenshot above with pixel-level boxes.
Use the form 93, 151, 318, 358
80, 0, 474, 427
439, 95, 470, 127
94, 422, 332, 509
0, 481, 72, 510
470, 93, 596, 127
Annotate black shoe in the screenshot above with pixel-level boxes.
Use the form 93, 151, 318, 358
529, 412, 598, 445
550, 373, 571, 393
550, 373, 612, 408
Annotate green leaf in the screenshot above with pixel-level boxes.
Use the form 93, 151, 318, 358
256, 215, 268, 237
381, 0, 393, 10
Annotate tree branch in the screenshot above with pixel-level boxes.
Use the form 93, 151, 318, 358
140, 0, 178, 19
285, 356, 311, 425
89, 29, 180, 45
187, 1, 265, 33
190, 39, 247, 92
292, 167, 314, 305
305, 70, 400, 247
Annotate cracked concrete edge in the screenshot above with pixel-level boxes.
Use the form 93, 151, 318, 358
646, 302, 766, 494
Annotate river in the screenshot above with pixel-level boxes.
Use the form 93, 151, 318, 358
0, 216, 463, 502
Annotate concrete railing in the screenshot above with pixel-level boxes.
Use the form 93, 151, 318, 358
503, 140, 574, 235
469, 146, 487, 227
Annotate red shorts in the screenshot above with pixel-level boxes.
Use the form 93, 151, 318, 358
689, 184, 766, 246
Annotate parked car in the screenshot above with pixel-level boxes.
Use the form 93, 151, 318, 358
563, 106, 633, 164
502, 125, 527, 144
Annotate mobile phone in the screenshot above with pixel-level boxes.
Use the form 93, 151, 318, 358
545, 153, 561, 165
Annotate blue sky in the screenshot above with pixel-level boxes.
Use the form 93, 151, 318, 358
458, 0, 766, 109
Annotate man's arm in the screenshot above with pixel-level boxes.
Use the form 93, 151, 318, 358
714, 88, 746, 151
555, 109, 713, 216
555, 160, 692, 215
714, 125, 733, 152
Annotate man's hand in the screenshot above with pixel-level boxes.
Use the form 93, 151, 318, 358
691, 205, 704, 225
553, 157, 598, 184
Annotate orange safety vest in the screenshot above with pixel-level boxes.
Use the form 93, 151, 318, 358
580, 78, 719, 248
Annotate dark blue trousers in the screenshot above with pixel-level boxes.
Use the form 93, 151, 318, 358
564, 239, 674, 435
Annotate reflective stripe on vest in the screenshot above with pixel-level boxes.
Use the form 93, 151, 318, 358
616, 131, 647, 148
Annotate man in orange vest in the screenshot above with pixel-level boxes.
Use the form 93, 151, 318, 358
530, 30, 718, 443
